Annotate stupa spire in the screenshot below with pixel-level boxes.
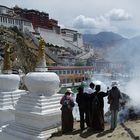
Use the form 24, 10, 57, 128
3, 43, 12, 74
35, 37, 48, 72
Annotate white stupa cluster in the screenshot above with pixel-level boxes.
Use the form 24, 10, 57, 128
0, 40, 62, 140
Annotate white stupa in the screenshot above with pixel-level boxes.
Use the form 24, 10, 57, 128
3, 38, 62, 140
0, 43, 25, 130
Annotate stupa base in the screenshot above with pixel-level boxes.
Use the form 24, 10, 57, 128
3, 93, 62, 140
4, 123, 58, 140
0, 90, 26, 128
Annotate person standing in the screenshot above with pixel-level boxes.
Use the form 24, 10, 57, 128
90, 85, 108, 131
83, 82, 95, 127
60, 88, 75, 133
108, 81, 122, 130
76, 86, 87, 130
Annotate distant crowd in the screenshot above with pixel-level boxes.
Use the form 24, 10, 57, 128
60, 81, 125, 134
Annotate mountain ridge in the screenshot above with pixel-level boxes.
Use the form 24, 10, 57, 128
83, 32, 128, 48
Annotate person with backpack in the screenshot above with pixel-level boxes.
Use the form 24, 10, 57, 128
108, 81, 122, 130
90, 85, 108, 131
60, 88, 75, 133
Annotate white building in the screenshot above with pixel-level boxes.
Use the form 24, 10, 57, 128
61, 29, 83, 47
0, 5, 13, 15
0, 5, 34, 32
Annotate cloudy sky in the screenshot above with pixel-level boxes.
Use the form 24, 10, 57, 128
0, 0, 140, 37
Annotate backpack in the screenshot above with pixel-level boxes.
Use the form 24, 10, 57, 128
108, 93, 113, 104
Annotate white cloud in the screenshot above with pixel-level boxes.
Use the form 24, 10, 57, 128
58, 24, 65, 28
73, 15, 117, 33
106, 9, 132, 21
73, 15, 109, 29
73, 9, 132, 34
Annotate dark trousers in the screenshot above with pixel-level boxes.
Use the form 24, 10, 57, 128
85, 109, 90, 127
79, 107, 90, 129
79, 108, 85, 130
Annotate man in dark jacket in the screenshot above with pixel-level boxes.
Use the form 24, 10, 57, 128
108, 81, 122, 130
76, 86, 89, 130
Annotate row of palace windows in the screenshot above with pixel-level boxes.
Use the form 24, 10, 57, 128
50, 69, 93, 75
0, 16, 31, 26
0, 16, 22, 25
61, 77, 84, 84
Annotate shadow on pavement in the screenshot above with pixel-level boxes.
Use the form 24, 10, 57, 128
96, 129, 114, 137
121, 123, 139, 140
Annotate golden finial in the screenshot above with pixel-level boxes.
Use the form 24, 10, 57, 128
3, 43, 12, 73
35, 37, 47, 71
38, 37, 46, 60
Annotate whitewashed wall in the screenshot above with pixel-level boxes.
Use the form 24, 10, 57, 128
37, 27, 84, 52
37, 27, 64, 47
63, 39, 82, 52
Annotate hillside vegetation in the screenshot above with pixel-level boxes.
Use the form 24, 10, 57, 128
0, 26, 62, 73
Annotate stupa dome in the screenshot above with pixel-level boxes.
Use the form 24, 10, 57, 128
0, 74, 20, 92
24, 72, 60, 96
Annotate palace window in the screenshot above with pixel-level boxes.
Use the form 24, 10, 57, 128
63, 70, 66, 74
67, 70, 70, 74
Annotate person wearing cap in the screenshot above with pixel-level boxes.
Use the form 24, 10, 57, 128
67, 88, 75, 98
60, 88, 75, 133
108, 81, 122, 130
66, 88, 72, 93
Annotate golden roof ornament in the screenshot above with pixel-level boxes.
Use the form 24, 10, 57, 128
3, 43, 12, 74
35, 37, 47, 72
